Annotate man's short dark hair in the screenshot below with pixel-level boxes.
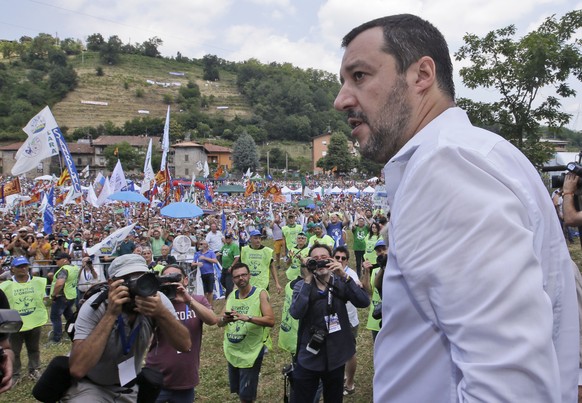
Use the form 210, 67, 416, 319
231, 262, 250, 274
333, 245, 350, 260
342, 14, 455, 100
308, 244, 332, 258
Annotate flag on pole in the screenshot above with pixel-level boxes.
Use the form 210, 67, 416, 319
160, 106, 170, 170
244, 181, 255, 197
110, 159, 128, 192
221, 210, 227, 233
2, 177, 21, 197
203, 161, 210, 179
113, 147, 119, 157
87, 223, 137, 257
43, 187, 54, 235
81, 165, 90, 178
214, 165, 224, 180
141, 139, 155, 195
56, 169, 70, 186
13, 108, 60, 176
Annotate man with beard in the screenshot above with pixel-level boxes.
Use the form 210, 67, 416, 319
218, 263, 274, 403
334, 14, 578, 403
65, 254, 191, 402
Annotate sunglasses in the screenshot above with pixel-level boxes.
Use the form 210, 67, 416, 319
334, 256, 348, 261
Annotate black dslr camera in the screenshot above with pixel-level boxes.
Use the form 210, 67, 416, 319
124, 272, 182, 299
306, 259, 330, 272
306, 327, 327, 355
550, 162, 582, 188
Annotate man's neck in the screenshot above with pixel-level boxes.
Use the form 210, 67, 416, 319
238, 285, 252, 298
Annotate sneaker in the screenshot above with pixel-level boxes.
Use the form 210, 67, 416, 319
28, 369, 42, 381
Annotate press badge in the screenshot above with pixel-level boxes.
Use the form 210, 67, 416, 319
118, 356, 137, 386
326, 314, 341, 333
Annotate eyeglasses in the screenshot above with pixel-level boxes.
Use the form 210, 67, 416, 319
233, 273, 249, 280
334, 256, 348, 261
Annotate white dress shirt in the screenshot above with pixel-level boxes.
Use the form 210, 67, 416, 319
374, 107, 578, 402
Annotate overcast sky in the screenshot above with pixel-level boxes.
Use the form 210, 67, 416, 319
1, 0, 581, 131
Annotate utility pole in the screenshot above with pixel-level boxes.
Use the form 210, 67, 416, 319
285, 152, 288, 179
267, 150, 270, 177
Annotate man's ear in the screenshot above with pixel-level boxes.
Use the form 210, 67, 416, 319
409, 56, 436, 92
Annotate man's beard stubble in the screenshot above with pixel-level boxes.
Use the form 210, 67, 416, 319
358, 76, 412, 164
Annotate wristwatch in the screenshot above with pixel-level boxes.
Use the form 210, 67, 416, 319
247, 315, 254, 323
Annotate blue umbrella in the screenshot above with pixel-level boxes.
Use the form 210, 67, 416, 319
108, 191, 149, 203
161, 202, 204, 219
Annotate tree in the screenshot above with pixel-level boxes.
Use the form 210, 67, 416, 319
60, 38, 83, 55
455, 10, 582, 167
86, 33, 105, 51
142, 37, 163, 58
103, 142, 143, 171
232, 133, 260, 173
100, 35, 123, 65
316, 133, 354, 175
202, 54, 220, 81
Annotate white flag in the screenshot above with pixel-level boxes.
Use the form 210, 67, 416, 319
81, 165, 90, 178
12, 106, 60, 175
87, 184, 99, 207
160, 106, 170, 170
62, 186, 78, 205
96, 177, 113, 207
87, 223, 136, 257
196, 160, 203, 173
110, 160, 127, 193
141, 139, 155, 195
203, 161, 210, 179
38, 192, 48, 215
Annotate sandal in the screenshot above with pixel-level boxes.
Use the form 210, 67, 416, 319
343, 385, 356, 396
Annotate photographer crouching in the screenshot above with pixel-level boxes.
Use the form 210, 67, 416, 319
289, 244, 369, 402
63, 254, 191, 402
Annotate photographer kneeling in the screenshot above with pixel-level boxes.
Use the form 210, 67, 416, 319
64, 254, 191, 402
289, 244, 369, 402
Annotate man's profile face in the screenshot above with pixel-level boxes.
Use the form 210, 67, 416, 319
334, 27, 413, 163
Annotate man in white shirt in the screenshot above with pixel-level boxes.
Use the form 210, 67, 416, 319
332, 246, 362, 396
335, 14, 579, 403
205, 222, 224, 253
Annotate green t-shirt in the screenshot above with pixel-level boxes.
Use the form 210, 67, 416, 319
364, 235, 380, 264
352, 225, 369, 251
286, 245, 309, 281
221, 242, 241, 270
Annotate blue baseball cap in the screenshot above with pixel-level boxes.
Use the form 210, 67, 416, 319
12, 256, 30, 267
249, 230, 261, 237
374, 239, 387, 249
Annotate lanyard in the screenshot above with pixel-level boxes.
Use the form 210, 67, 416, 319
117, 315, 141, 355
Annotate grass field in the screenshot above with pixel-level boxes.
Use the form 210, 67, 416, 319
4, 238, 582, 403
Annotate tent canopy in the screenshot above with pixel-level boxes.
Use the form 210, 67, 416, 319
215, 184, 245, 194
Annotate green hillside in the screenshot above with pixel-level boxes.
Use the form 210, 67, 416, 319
53, 52, 252, 131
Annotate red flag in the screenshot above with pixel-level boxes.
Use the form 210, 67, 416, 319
244, 181, 256, 197
2, 178, 21, 197
214, 165, 224, 180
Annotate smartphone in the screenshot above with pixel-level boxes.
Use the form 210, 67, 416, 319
225, 311, 234, 317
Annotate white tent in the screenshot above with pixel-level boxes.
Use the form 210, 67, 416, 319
329, 186, 343, 195
312, 186, 323, 195
363, 186, 375, 194
345, 186, 360, 194
290, 187, 302, 194
367, 176, 379, 182
281, 186, 293, 194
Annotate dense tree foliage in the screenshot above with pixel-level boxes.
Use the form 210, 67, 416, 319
202, 54, 220, 81
103, 142, 143, 171
232, 133, 260, 173
0, 34, 78, 138
235, 59, 350, 142
316, 133, 354, 175
455, 10, 582, 167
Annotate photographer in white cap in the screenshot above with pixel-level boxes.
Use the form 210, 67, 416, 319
64, 254, 191, 402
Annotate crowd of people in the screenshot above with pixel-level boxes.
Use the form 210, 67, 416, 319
0, 12, 580, 403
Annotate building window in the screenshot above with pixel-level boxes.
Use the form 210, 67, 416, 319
322, 141, 327, 145
185, 168, 189, 176
37, 162, 43, 173
78, 158, 82, 166
185, 154, 189, 162
322, 151, 327, 156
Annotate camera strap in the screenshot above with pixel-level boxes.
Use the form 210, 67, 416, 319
117, 315, 142, 355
